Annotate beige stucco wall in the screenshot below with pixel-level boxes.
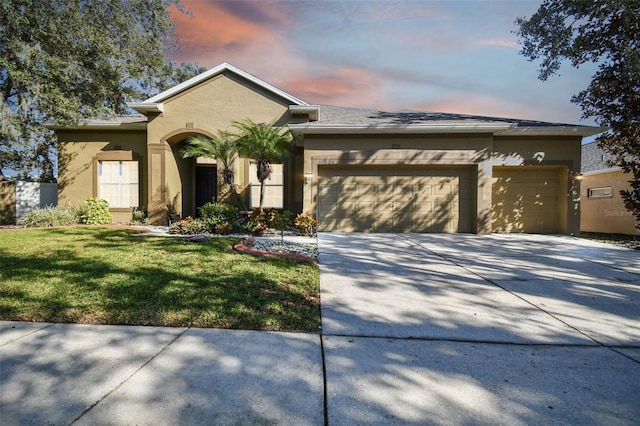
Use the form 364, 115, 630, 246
302, 133, 582, 234
581, 170, 640, 235
145, 72, 294, 223
302, 133, 493, 233
493, 136, 582, 235
493, 136, 581, 168
57, 130, 147, 223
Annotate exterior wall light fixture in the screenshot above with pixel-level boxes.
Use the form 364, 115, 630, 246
569, 171, 584, 181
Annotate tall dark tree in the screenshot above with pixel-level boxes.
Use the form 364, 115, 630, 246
515, 0, 640, 229
0, 0, 201, 181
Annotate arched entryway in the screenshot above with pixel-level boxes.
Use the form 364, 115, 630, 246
163, 129, 218, 219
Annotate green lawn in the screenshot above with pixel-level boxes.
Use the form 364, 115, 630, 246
0, 227, 320, 332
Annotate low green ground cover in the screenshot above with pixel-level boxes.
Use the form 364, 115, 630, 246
0, 227, 319, 332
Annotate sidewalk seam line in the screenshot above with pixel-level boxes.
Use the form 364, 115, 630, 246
69, 327, 191, 425
320, 334, 329, 426
400, 235, 606, 348
0, 322, 54, 348
321, 333, 602, 347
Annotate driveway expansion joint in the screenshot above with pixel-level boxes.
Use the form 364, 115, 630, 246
399, 234, 611, 349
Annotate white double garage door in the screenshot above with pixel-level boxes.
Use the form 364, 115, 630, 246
317, 165, 561, 233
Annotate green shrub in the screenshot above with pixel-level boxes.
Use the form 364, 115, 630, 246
130, 207, 148, 225
214, 221, 234, 235
78, 197, 112, 225
198, 202, 239, 234
247, 208, 274, 235
247, 208, 294, 236
295, 212, 319, 236
169, 216, 209, 235
272, 210, 293, 242
199, 202, 239, 223
18, 205, 79, 228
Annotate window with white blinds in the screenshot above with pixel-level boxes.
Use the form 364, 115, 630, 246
248, 163, 283, 208
98, 161, 139, 208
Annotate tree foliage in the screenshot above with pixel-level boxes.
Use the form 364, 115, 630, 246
515, 0, 640, 228
233, 119, 292, 209
0, 0, 202, 181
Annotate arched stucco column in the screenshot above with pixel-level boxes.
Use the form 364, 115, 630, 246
146, 128, 217, 225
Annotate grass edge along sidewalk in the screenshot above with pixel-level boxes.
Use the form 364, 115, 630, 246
0, 227, 320, 332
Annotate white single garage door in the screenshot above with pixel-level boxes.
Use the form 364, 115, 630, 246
492, 167, 561, 233
318, 165, 473, 232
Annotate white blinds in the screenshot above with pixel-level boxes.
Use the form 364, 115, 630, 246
98, 161, 139, 208
248, 163, 284, 209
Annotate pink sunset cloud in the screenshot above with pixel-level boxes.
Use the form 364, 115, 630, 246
275, 67, 382, 107
165, 1, 385, 109
162, 0, 592, 125
167, 1, 287, 65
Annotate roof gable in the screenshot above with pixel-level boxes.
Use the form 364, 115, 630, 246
130, 63, 308, 114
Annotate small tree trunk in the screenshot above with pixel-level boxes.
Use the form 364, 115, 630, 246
256, 160, 272, 210
259, 179, 265, 209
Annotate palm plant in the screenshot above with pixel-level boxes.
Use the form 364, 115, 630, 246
233, 119, 291, 209
180, 132, 247, 210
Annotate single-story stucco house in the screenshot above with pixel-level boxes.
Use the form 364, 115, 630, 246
51, 62, 603, 234
581, 141, 640, 235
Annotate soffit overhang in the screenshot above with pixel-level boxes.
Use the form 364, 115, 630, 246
46, 119, 148, 131
128, 102, 164, 114
288, 123, 606, 146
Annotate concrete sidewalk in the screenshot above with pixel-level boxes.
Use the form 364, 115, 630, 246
1, 233, 640, 425
1, 323, 323, 425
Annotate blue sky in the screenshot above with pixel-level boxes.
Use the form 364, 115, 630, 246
168, 0, 598, 126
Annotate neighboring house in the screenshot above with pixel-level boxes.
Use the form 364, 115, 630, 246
580, 141, 640, 235
51, 62, 603, 234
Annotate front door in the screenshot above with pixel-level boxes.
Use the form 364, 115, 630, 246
195, 166, 217, 214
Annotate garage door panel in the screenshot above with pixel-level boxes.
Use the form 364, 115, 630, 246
395, 203, 413, 214
414, 184, 432, 195
319, 183, 341, 197
434, 185, 455, 195
413, 200, 433, 213
412, 216, 432, 229
396, 185, 414, 196
318, 165, 473, 232
375, 184, 395, 196
492, 168, 560, 234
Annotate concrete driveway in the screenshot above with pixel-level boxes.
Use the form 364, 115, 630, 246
319, 233, 640, 425
1, 233, 639, 425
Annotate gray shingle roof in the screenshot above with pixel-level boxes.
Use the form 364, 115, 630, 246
79, 115, 148, 125
581, 141, 617, 173
316, 105, 581, 128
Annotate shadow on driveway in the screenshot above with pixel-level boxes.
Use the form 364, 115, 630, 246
319, 233, 640, 425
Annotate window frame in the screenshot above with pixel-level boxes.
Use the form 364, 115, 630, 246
587, 186, 613, 199
93, 151, 140, 211
248, 162, 284, 209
